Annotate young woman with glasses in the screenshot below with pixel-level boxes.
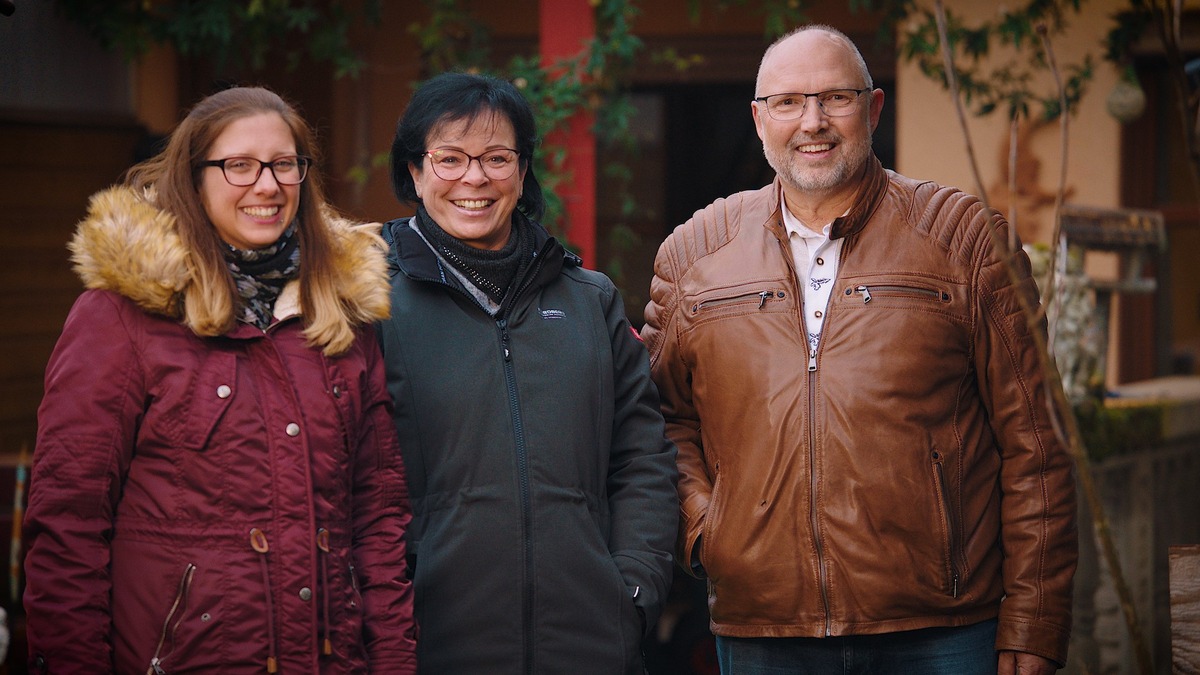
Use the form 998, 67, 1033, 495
24, 86, 417, 674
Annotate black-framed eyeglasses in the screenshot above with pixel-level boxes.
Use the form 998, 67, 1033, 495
753, 88, 871, 120
423, 148, 520, 181
199, 156, 311, 186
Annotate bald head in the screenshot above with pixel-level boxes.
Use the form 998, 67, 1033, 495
755, 25, 873, 97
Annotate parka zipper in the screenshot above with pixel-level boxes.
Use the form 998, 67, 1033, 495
499, 317, 536, 675
931, 452, 962, 597
691, 289, 786, 313
500, 242, 554, 675
146, 563, 196, 675
850, 284, 950, 304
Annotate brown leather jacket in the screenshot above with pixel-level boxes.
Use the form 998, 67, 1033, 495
642, 157, 1076, 665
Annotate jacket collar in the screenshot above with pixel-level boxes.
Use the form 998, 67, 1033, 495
764, 154, 889, 243
382, 214, 579, 287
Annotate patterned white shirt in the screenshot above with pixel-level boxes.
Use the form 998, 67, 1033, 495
780, 193, 844, 371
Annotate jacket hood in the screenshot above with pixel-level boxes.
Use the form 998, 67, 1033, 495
69, 185, 391, 323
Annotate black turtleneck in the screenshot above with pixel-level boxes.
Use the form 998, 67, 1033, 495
415, 206, 536, 305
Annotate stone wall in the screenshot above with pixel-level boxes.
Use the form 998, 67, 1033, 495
1068, 435, 1200, 673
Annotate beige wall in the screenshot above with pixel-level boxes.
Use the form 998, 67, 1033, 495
895, 0, 1124, 246
894, 1, 1133, 382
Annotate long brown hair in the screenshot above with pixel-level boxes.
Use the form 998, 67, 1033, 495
126, 86, 363, 355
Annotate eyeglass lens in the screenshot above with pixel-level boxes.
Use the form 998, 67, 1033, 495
221, 157, 309, 186
426, 149, 519, 181
763, 89, 864, 120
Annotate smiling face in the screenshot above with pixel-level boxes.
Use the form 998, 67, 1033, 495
199, 112, 301, 250
752, 29, 884, 203
409, 111, 527, 251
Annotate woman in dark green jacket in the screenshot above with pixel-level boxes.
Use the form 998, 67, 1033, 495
378, 72, 678, 674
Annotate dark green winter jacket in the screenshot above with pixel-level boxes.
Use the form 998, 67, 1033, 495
378, 216, 678, 674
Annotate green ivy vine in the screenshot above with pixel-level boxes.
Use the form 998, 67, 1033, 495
54, 0, 382, 78
855, 0, 1094, 122
407, 0, 643, 279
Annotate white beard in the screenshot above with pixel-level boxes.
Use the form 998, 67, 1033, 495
764, 130, 873, 193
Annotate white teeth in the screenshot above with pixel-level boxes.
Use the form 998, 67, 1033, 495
454, 199, 491, 209
798, 143, 833, 152
242, 206, 280, 217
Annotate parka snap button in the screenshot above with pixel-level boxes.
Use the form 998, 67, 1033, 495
332, 385, 341, 398
299, 587, 313, 601
216, 385, 232, 399
286, 423, 300, 437
201, 612, 211, 622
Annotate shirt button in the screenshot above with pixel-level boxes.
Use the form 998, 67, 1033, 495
814, 310, 823, 318
216, 385, 232, 399
286, 423, 300, 437
816, 257, 825, 265
299, 587, 313, 601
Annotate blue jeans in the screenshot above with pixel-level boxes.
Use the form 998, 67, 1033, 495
715, 619, 998, 674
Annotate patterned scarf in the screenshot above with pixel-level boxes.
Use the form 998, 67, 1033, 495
223, 225, 301, 329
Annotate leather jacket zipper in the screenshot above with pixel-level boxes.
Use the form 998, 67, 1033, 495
691, 289, 785, 313
807, 367, 832, 635
850, 284, 950, 304
146, 563, 197, 675
931, 452, 962, 597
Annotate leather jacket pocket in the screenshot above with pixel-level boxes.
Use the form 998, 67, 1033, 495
698, 465, 723, 576
930, 450, 963, 598
684, 284, 789, 330
846, 281, 951, 305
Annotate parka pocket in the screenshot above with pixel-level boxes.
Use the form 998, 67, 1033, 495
174, 352, 237, 451
145, 563, 197, 675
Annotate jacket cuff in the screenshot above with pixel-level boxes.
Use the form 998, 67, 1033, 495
995, 616, 1071, 667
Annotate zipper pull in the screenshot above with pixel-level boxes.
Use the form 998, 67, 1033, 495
497, 319, 512, 361
757, 291, 771, 308
856, 285, 872, 304
808, 350, 817, 372
151, 658, 166, 675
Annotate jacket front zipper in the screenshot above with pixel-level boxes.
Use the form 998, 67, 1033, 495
808, 366, 833, 636
498, 317, 536, 675
146, 563, 197, 675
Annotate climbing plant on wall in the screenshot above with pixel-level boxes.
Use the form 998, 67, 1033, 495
55, 0, 383, 78
406, 0, 643, 274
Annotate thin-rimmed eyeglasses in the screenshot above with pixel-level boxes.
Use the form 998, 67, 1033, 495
753, 89, 870, 120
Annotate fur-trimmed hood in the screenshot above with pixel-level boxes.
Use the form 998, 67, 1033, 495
69, 185, 391, 325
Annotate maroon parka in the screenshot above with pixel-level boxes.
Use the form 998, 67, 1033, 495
23, 187, 418, 674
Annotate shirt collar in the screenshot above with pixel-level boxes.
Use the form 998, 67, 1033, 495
779, 186, 839, 240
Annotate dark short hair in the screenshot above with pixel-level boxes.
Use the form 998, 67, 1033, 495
390, 72, 545, 221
